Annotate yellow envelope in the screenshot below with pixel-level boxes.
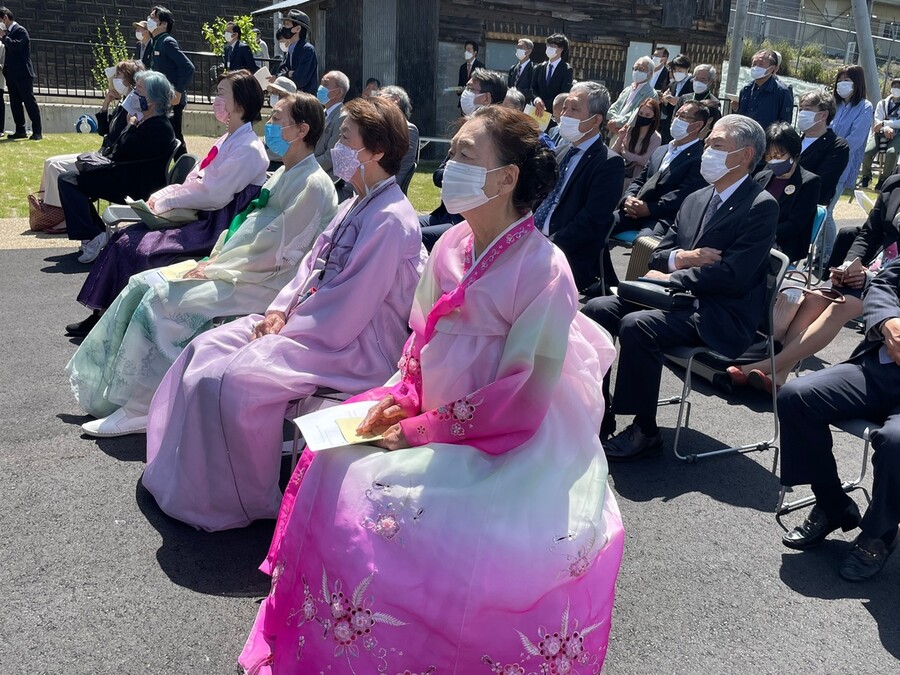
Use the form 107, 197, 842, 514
336, 418, 386, 444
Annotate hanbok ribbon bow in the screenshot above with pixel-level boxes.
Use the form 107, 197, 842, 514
222, 188, 271, 246
199, 144, 219, 170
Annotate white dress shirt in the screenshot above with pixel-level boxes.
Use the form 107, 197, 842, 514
540, 132, 601, 235
659, 138, 700, 173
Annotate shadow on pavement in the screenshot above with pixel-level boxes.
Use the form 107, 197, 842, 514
41, 251, 84, 274
136, 480, 274, 598
779, 546, 900, 659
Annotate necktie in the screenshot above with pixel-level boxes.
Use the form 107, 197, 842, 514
534, 147, 580, 232
699, 193, 722, 237
546, 63, 554, 83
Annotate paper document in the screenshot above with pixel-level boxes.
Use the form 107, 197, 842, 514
125, 198, 198, 230
254, 67, 272, 89
524, 104, 552, 131
294, 401, 386, 452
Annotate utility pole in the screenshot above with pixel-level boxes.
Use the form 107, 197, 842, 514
851, 0, 882, 104
726, 0, 751, 100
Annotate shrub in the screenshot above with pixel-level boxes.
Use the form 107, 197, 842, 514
91, 17, 130, 94
201, 16, 259, 58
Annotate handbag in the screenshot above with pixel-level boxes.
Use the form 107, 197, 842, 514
27, 192, 66, 233
617, 277, 696, 312
75, 151, 113, 173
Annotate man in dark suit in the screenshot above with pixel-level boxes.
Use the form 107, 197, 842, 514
797, 90, 849, 208
0, 6, 41, 140
147, 6, 194, 157
778, 258, 900, 580
223, 23, 257, 74
533, 80, 624, 291
458, 39, 485, 90
583, 114, 778, 460
650, 46, 670, 93
659, 54, 692, 143
531, 33, 574, 113
280, 9, 317, 94
507, 38, 534, 103
133, 20, 152, 68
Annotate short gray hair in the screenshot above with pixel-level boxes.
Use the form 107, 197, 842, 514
325, 70, 350, 96
552, 92, 569, 109
377, 85, 413, 119
695, 63, 717, 81
634, 56, 654, 73
569, 81, 611, 118
716, 114, 766, 166
517, 38, 534, 50
136, 70, 174, 116
504, 87, 527, 111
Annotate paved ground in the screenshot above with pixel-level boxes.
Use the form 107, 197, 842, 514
1, 213, 897, 674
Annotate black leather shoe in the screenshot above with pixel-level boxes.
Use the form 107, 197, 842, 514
600, 413, 616, 442
66, 314, 100, 337
6, 131, 27, 140
839, 535, 897, 581
782, 501, 861, 551
604, 423, 663, 462
30, 133, 43, 141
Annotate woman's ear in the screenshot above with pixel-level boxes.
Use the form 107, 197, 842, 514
497, 164, 519, 196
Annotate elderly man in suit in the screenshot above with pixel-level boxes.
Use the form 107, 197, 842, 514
133, 20, 152, 68
507, 38, 534, 102
779, 258, 900, 580
0, 6, 41, 140
315, 70, 349, 193
223, 22, 256, 73
608, 56, 658, 135
583, 114, 778, 460
532, 33, 573, 114
533, 80, 624, 291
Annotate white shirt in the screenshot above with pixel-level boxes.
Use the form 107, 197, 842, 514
540, 132, 601, 235
325, 101, 342, 120
800, 135, 818, 154
659, 138, 700, 173
651, 66, 666, 89
667, 173, 749, 271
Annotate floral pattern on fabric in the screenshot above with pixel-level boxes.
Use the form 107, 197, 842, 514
361, 481, 425, 545
435, 394, 484, 439
550, 525, 608, 580
481, 602, 605, 675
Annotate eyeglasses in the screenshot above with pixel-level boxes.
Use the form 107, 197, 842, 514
464, 86, 482, 94
674, 113, 698, 122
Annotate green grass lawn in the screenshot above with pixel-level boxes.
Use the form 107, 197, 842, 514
0, 133, 443, 219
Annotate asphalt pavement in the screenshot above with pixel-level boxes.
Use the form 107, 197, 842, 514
0, 222, 897, 674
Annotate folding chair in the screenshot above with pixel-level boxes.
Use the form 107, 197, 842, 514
801, 205, 827, 285
609, 229, 642, 247
287, 387, 352, 469
399, 162, 417, 195
775, 417, 875, 518
658, 249, 790, 463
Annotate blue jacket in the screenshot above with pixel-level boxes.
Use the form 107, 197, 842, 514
737, 76, 793, 131
284, 40, 318, 94
832, 98, 874, 192
150, 33, 195, 105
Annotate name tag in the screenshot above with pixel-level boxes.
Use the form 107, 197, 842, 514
154, 51, 160, 56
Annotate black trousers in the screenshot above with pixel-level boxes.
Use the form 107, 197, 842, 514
778, 350, 900, 540
6, 76, 41, 135
58, 171, 104, 241
581, 294, 703, 421
172, 104, 186, 157
0, 87, 6, 133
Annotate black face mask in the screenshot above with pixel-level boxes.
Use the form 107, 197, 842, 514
636, 115, 654, 127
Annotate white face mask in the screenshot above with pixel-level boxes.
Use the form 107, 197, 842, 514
673, 71, 687, 83
750, 65, 769, 80
516, 48, 527, 61
700, 147, 742, 184
652, 56, 662, 68
224, 31, 234, 43
692, 80, 709, 95
460, 89, 482, 117
135, 31, 143, 41
464, 50, 474, 61
892, 88, 900, 99
441, 160, 506, 214
546, 46, 559, 60
278, 42, 288, 53
670, 117, 693, 141
112, 78, 129, 96
632, 69, 649, 84
146, 17, 158, 32
558, 114, 595, 143
796, 110, 821, 133
836, 81, 854, 99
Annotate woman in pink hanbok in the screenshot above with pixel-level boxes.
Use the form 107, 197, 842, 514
240, 106, 624, 673
142, 97, 427, 532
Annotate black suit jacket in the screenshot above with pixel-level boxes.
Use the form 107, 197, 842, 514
845, 173, 900, 265
508, 60, 534, 100
620, 140, 705, 232
458, 59, 485, 88
532, 60, 574, 109
134, 40, 152, 69
852, 257, 900, 359
545, 138, 625, 290
651, 66, 670, 93
150, 33, 195, 102
224, 41, 257, 73
1, 22, 35, 79
648, 178, 779, 358
755, 166, 821, 263
799, 129, 850, 206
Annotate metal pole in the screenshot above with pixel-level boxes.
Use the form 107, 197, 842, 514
851, 0, 882, 104
885, 24, 895, 97
727, 0, 751, 98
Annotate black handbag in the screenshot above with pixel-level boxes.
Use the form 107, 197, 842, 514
617, 277, 696, 312
75, 151, 113, 173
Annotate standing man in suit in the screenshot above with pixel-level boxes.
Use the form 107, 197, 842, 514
533, 80, 624, 291
457, 39, 485, 111
650, 46, 670, 93
607, 56, 657, 134
251, 28, 269, 70
531, 33, 573, 114
737, 49, 793, 131
0, 6, 41, 140
314, 70, 349, 183
223, 22, 257, 74
582, 115, 778, 459
778, 258, 900, 580
507, 38, 534, 103
797, 90, 849, 208
133, 20, 152, 68
147, 6, 194, 157
280, 9, 317, 94
659, 54, 692, 143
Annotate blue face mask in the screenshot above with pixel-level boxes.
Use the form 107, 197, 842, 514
265, 122, 294, 157
138, 94, 150, 112
316, 85, 330, 106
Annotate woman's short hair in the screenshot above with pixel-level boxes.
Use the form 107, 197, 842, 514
471, 106, 558, 215
766, 120, 802, 158
343, 96, 408, 176
136, 70, 174, 116
284, 92, 325, 148
799, 89, 837, 123
377, 85, 413, 119
219, 69, 264, 123
835, 64, 867, 106
115, 59, 145, 87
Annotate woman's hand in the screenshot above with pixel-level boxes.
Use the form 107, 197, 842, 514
617, 124, 629, 137
372, 423, 410, 451
357, 396, 407, 435
127, 114, 138, 126
147, 196, 158, 212
830, 268, 866, 289
182, 261, 209, 280
251, 311, 286, 340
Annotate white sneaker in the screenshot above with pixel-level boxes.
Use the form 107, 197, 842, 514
78, 231, 108, 264
82, 407, 148, 438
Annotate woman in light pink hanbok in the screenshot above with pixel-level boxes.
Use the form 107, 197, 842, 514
142, 97, 427, 532
240, 106, 624, 673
